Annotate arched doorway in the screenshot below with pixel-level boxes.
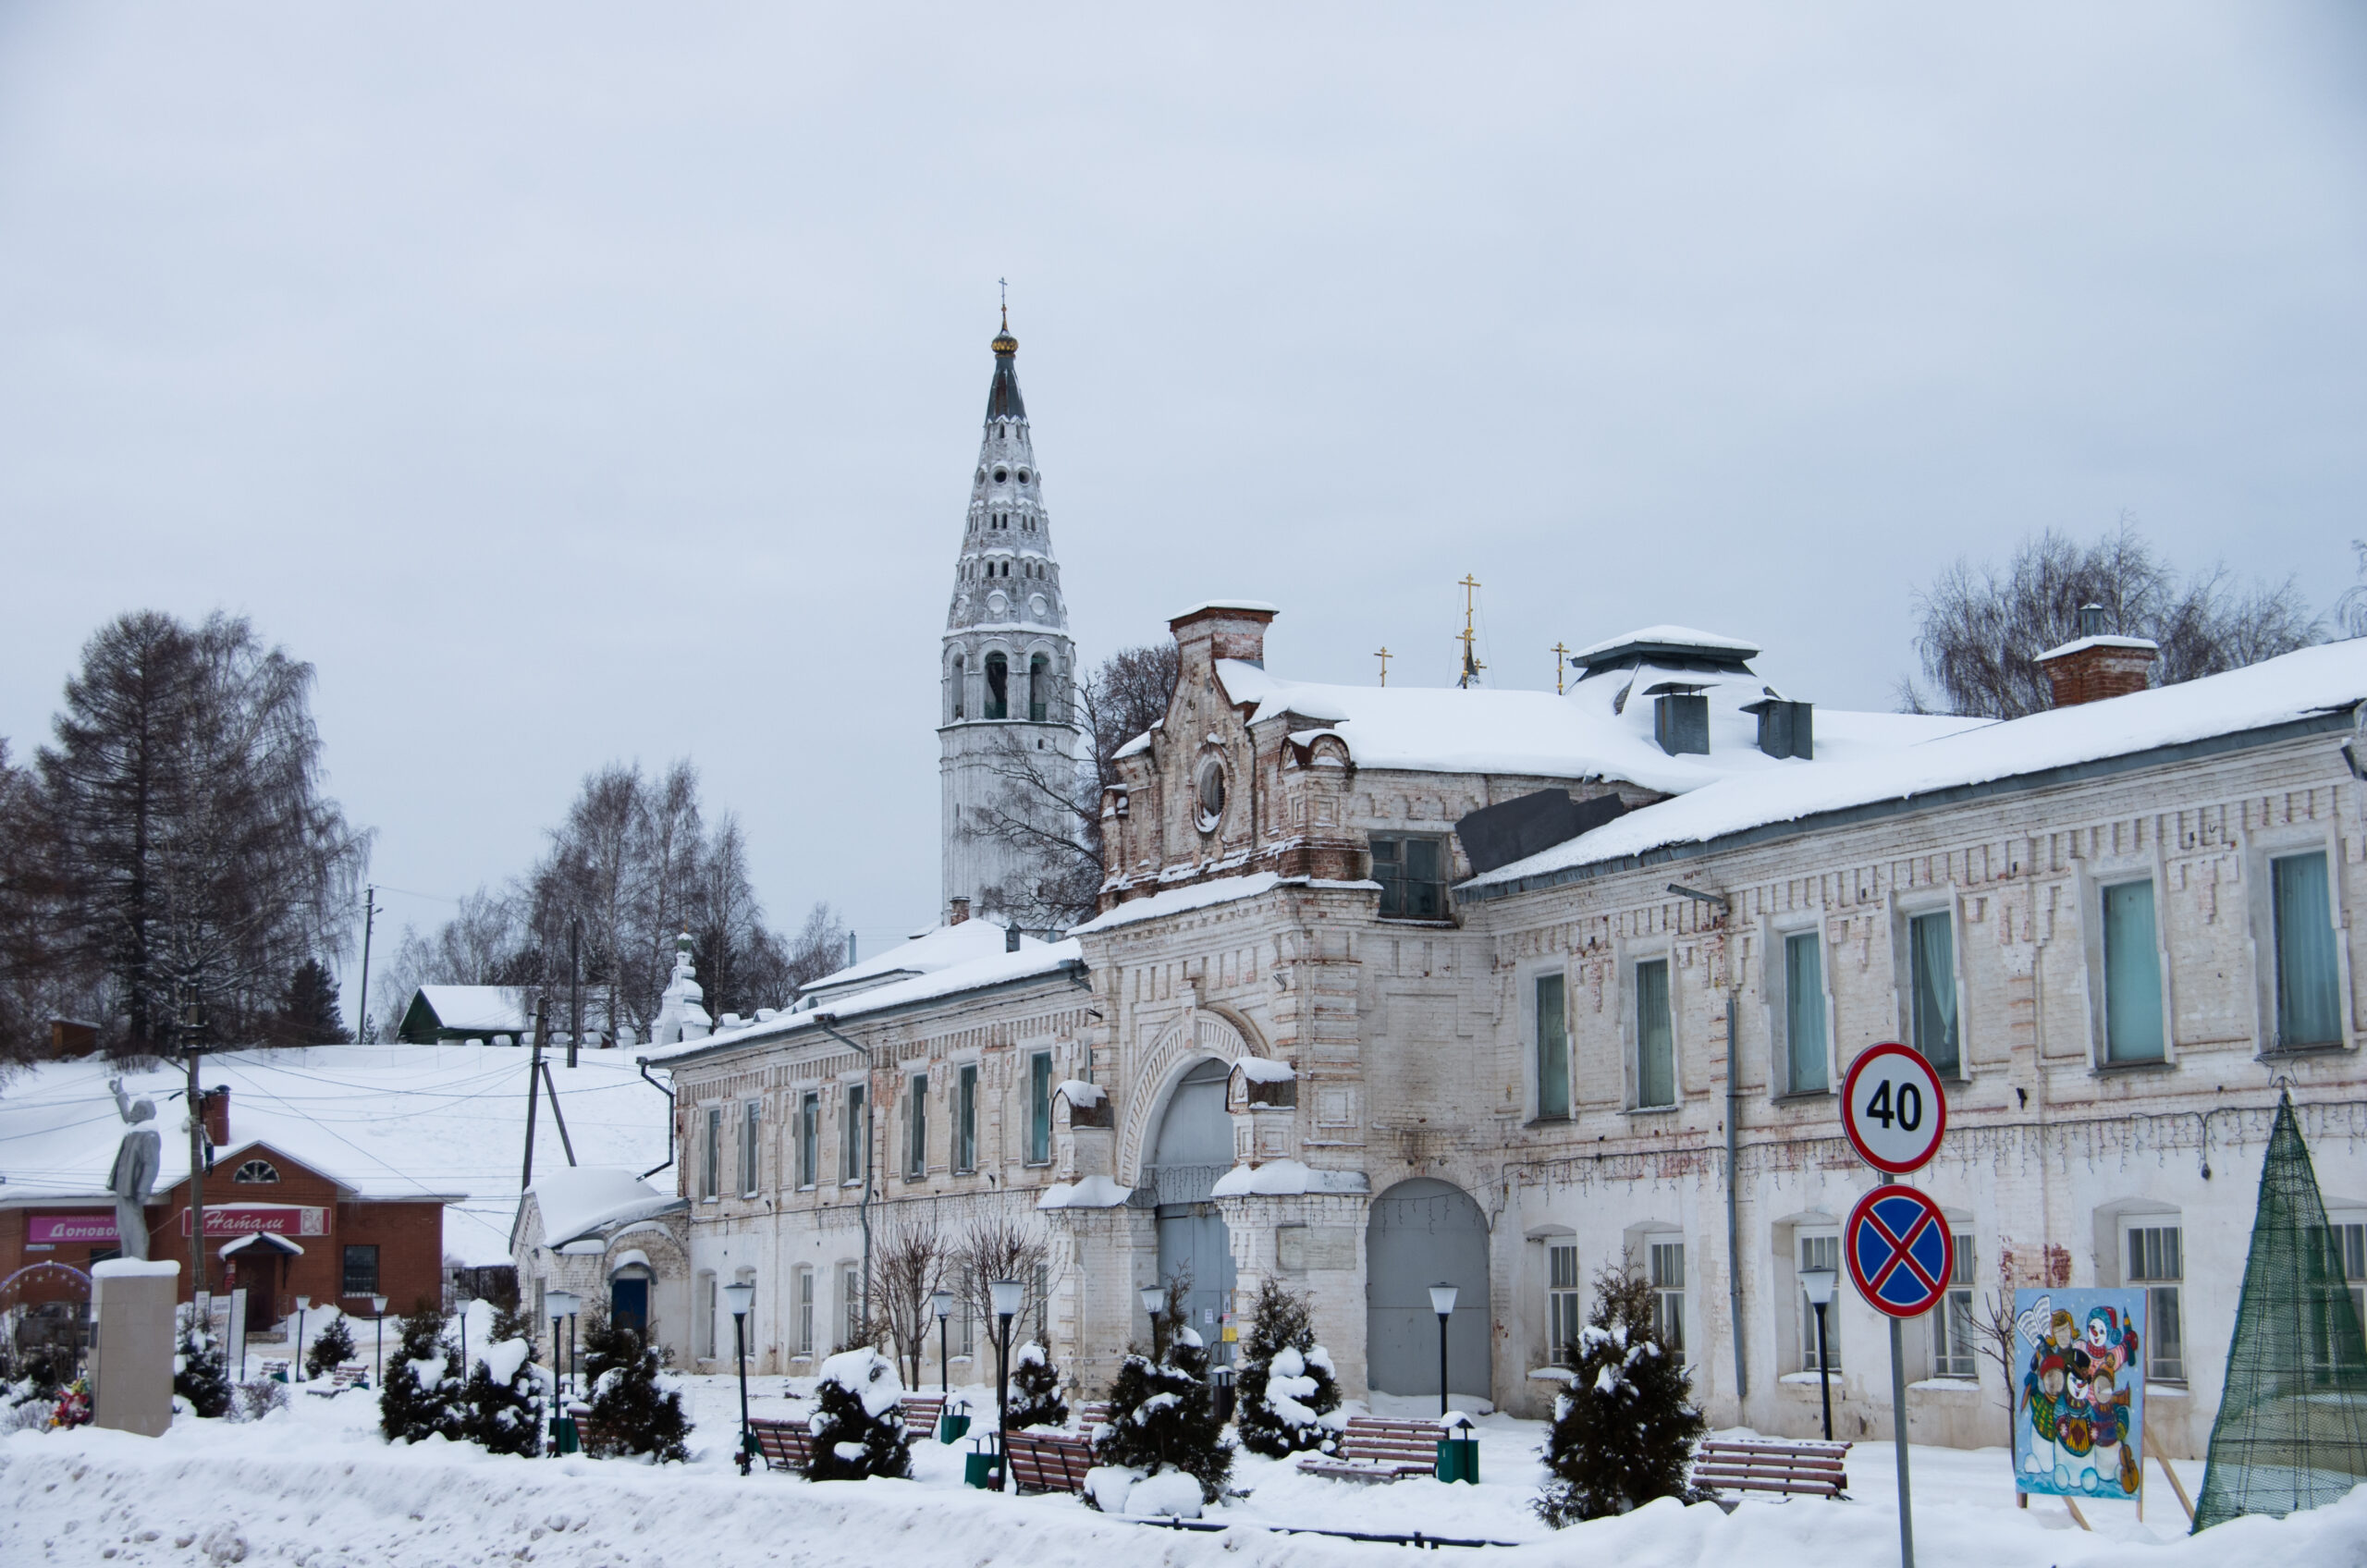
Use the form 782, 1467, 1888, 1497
1146, 1059, 1236, 1363
1367, 1178, 1490, 1404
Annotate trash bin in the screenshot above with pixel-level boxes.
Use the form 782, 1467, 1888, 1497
963, 1450, 1001, 1488
938, 1410, 972, 1443
1436, 1434, 1478, 1484
553, 1415, 581, 1454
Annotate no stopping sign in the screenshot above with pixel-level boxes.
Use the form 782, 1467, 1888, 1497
1840, 1042, 1947, 1175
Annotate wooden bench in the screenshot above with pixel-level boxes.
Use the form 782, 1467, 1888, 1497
302, 1362, 371, 1396
747, 1416, 817, 1474
901, 1393, 947, 1436
1692, 1439, 1850, 1500
1072, 1400, 1110, 1432
1297, 1417, 1441, 1484
1004, 1429, 1096, 1495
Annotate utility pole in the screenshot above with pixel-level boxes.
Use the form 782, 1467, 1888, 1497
182, 987, 211, 1296
355, 886, 383, 1043
567, 916, 583, 1068
521, 1002, 545, 1194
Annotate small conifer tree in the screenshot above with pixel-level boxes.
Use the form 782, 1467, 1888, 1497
579, 1313, 689, 1463
1006, 1341, 1069, 1430
1536, 1266, 1710, 1525
304, 1317, 356, 1380
174, 1315, 233, 1418
378, 1300, 464, 1444
459, 1303, 546, 1457
1234, 1280, 1342, 1457
1097, 1329, 1234, 1503
805, 1348, 914, 1480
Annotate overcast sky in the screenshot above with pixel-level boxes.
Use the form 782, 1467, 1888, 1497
3, 4, 2362, 1002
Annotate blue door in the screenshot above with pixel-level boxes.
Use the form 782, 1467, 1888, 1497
610, 1278, 649, 1336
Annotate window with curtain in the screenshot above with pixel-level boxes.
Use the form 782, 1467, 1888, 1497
702, 1105, 721, 1199
1548, 1243, 1581, 1365
2273, 851, 2342, 1048
955, 1064, 979, 1172
341, 1244, 379, 1297
793, 1267, 815, 1355
1027, 1052, 1053, 1164
1931, 1232, 1977, 1378
2127, 1221, 2184, 1381
840, 1264, 864, 1350
1797, 1231, 1841, 1372
2304, 1218, 2366, 1381
905, 1073, 928, 1180
697, 1273, 717, 1359
741, 1099, 761, 1195
1649, 1240, 1686, 1354
1636, 960, 1674, 1108
2103, 879, 2165, 1062
1784, 932, 1829, 1094
1910, 911, 1960, 1075
1536, 974, 1570, 1119
798, 1091, 819, 1188
840, 1084, 867, 1183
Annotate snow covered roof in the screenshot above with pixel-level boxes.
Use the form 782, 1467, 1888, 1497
0, 1045, 668, 1265
1465, 637, 2367, 897
2035, 632, 2161, 662
1172, 598, 1279, 619
407, 986, 532, 1035
1569, 625, 1761, 666
793, 921, 1046, 1005
526, 1166, 684, 1247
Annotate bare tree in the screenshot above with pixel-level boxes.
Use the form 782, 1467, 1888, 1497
784, 901, 852, 990
1900, 518, 2320, 717
0, 736, 92, 1065
2336, 540, 2367, 641
952, 1210, 1060, 1400
869, 1217, 950, 1390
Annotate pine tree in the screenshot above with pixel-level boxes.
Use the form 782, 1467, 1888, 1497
173, 1315, 232, 1418
1233, 1280, 1342, 1458
805, 1348, 914, 1480
303, 1316, 355, 1379
579, 1314, 689, 1463
1536, 1266, 1710, 1525
1096, 1329, 1233, 1504
273, 958, 352, 1046
459, 1303, 546, 1458
378, 1301, 463, 1444
1004, 1341, 1068, 1430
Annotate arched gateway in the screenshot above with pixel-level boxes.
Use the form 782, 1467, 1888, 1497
1144, 1058, 1237, 1361
1367, 1178, 1490, 1404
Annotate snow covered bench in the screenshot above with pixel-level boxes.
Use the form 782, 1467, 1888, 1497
302, 1363, 371, 1396
747, 1416, 817, 1475
901, 1394, 947, 1435
1003, 1429, 1096, 1495
1072, 1401, 1110, 1432
1692, 1439, 1850, 1500
1296, 1417, 1441, 1483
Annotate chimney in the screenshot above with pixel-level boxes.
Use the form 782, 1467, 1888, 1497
1168, 600, 1279, 672
202, 1086, 229, 1147
2035, 603, 2158, 708
950, 896, 970, 925
846, 931, 857, 966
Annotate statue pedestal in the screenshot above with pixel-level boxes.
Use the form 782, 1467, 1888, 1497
92, 1258, 179, 1437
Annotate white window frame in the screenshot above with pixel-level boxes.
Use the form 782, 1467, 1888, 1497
741, 1099, 761, 1197
1797, 1228, 1841, 1373
1900, 900, 1965, 1079
798, 1090, 819, 1190
702, 1104, 722, 1201
696, 1271, 717, 1360
840, 1082, 868, 1185
1771, 924, 1834, 1098
953, 1061, 979, 1173
2088, 866, 2172, 1067
1929, 1230, 1977, 1379
1630, 953, 1678, 1111
2259, 839, 2350, 1054
2122, 1216, 2185, 1384
793, 1266, 816, 1357
905, 1072, 929, 1181
840, 1262, 864, 1351
2309, 1208, 2367, 1381
1546, 1242, 1581, 1366
1534, 969, 1572, 1121
1647, 1237, 1686, 1354
1026, 1050, 1054, 1166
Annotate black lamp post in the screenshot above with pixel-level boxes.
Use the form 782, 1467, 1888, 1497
724, 1280, 755, 1476
931, 1289, 954, 1396
546, 1289, 579, 1455
371, 1293, 388, 1387
1140, 1284, 1165, 1361
990, 1278, 1023, 1492
1428, 1283, 1459, 1418
293, 1295, 311, 1380
1799, 1267, 1838, 1442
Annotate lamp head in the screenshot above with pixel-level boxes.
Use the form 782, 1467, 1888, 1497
1140, 1286, 1165, 1316
722, 1280, 755, 1318
548, 1290, 580, 1319
1798, 1267, 1839, 1307
295, 1296, 311, 1313
989, 1278, 1024, 1318
931, 1289, 953, 1320
1428, 1283, 1459, 1317
371, 1294, 387, 1315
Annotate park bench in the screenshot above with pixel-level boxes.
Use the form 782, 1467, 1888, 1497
302, 1362, 371, 1396
1297, 1417, 1442, 1484
901, 1393, 946, 1436
747, 1415, 817, 1474
1691, 1438, 1850, 1500
1003, 1428, 1096, 1495
1072, 1400, 1110, 1432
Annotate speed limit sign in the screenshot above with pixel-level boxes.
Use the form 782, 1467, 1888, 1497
1840, 1041, 1947, 1175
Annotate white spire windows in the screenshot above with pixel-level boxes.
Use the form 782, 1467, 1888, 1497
950, 654, 965, 721
985, 653, 1010, 720
1028, 655, 1050, 722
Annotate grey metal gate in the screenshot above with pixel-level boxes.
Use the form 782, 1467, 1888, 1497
1144, 1058, 1236, 1363
1366, 1178, 1490, 1403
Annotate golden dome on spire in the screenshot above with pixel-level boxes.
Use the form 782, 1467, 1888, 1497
991, 301, 1016, 356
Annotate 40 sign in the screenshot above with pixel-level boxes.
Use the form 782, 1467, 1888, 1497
1840, 1041, 1948, 1175
1846, 1184, 1956, 1319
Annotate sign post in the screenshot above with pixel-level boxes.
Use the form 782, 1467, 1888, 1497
1839, 1045, 1951, 1568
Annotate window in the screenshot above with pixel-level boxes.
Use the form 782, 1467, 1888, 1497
1648, 1240, 1686, 1354
840, 1263, 864, 1350
2272, 851, 2342, 1048
1784, 932, 1829, 1094
1371, 836, 1447, 920
703, 1105, 722, 1199
1636, 959, 1674, 1109
1196, 758, 1226, 831
954, 1063, 979, 1172
955, 1292, 975, 1358
2100, 879, 2165, 1062
1534, 974, 1570, 1119
1034, 1263, 1050, 1344
2127, 1222, 2184, 1381
985, 653, 1009, 720
1028, 655, 1049, 722
798, 1091, 819, 1188
1931, 1232, 1977, 1378
2305, 1219, 2366, 1380
1798, 1231, 1841, 1372
741, 1099, 761, 1195
840, 1084, 868, 1183
233, 1158, 280, 1184
950, 655, 964, 721
697, 1273, 717, 1359
1027, 1052, 1053, 1165
341, 1244, 380, 1298
793, 1267, 816, 1356
1909, 911, 1960, 1076
1547, 1243, 1581, 1365
533, 1275, 546, 1329
906, 1072, 928, 1180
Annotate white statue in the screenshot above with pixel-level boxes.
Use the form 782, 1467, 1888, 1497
106, 1076, 162, 1260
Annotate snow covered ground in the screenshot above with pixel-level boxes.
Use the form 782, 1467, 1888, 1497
6, 1371, 2363, 1568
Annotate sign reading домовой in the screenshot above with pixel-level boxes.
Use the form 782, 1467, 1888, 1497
177, 1205, 329, 1237
31, 1213, 120, 1244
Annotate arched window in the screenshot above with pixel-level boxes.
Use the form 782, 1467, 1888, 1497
985, 653, 1009, 720
1029, 655, 1050, 722
950, 655, 965, 721
234, 1159, 280, 1184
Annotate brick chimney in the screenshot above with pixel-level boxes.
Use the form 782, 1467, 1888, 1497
201, 1086, 229, 1146
949, 896, 970, 925
2035, 604, 2157, 707
1169, 599, 1279, 670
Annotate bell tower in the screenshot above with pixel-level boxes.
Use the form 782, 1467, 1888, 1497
938, 311, 1087, 925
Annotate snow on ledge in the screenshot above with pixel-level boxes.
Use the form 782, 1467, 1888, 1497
2035, 633, 2160, 662
1232, 1057, 1295, 1084
1036, 1176, 1134, 1209
1172, 598, 1280, 619
1209, 1160, 1369, 1197
1055, 1079, 1105, 1108
92, 1257, 180, 1280
1069, 874, 1282, 935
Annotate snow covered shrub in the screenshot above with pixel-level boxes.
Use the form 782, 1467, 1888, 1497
1096, 1329, 1233, 1504
303, 1316, 356, 1379
1535, 1266, 1710, 1525
579, 1313, 689, 1464
804, 1348, 913, 1480
174, 1314, 232, 1417
1006, 1341, 1068, 1430
378, 1302, 464, 1444
1233, 1280, 1342, 1458
460, 1304, 546, 1457
233, 1378, 288, 1423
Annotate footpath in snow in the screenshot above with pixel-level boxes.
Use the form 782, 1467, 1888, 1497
6, 1373, 2366, 1568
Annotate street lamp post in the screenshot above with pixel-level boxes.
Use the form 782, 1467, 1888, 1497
1428, 1284, 1459, 1418
1798, 1268, 1838, 1442
546, 1290, 580, 1456
931, 1290, 954, 1397
1139, 1285, 1165, 1362
723, 1281, 755, 1476
293, 1296, 311, 1380
371, 1294, 388, 1388
989, 1278, 1024, 1492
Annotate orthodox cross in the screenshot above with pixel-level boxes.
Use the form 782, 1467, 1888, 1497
1552, 641, 1571, 695
1457, 575, 1485, 689
1374, 646, 1392, 687
999, 276, 1008, 330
